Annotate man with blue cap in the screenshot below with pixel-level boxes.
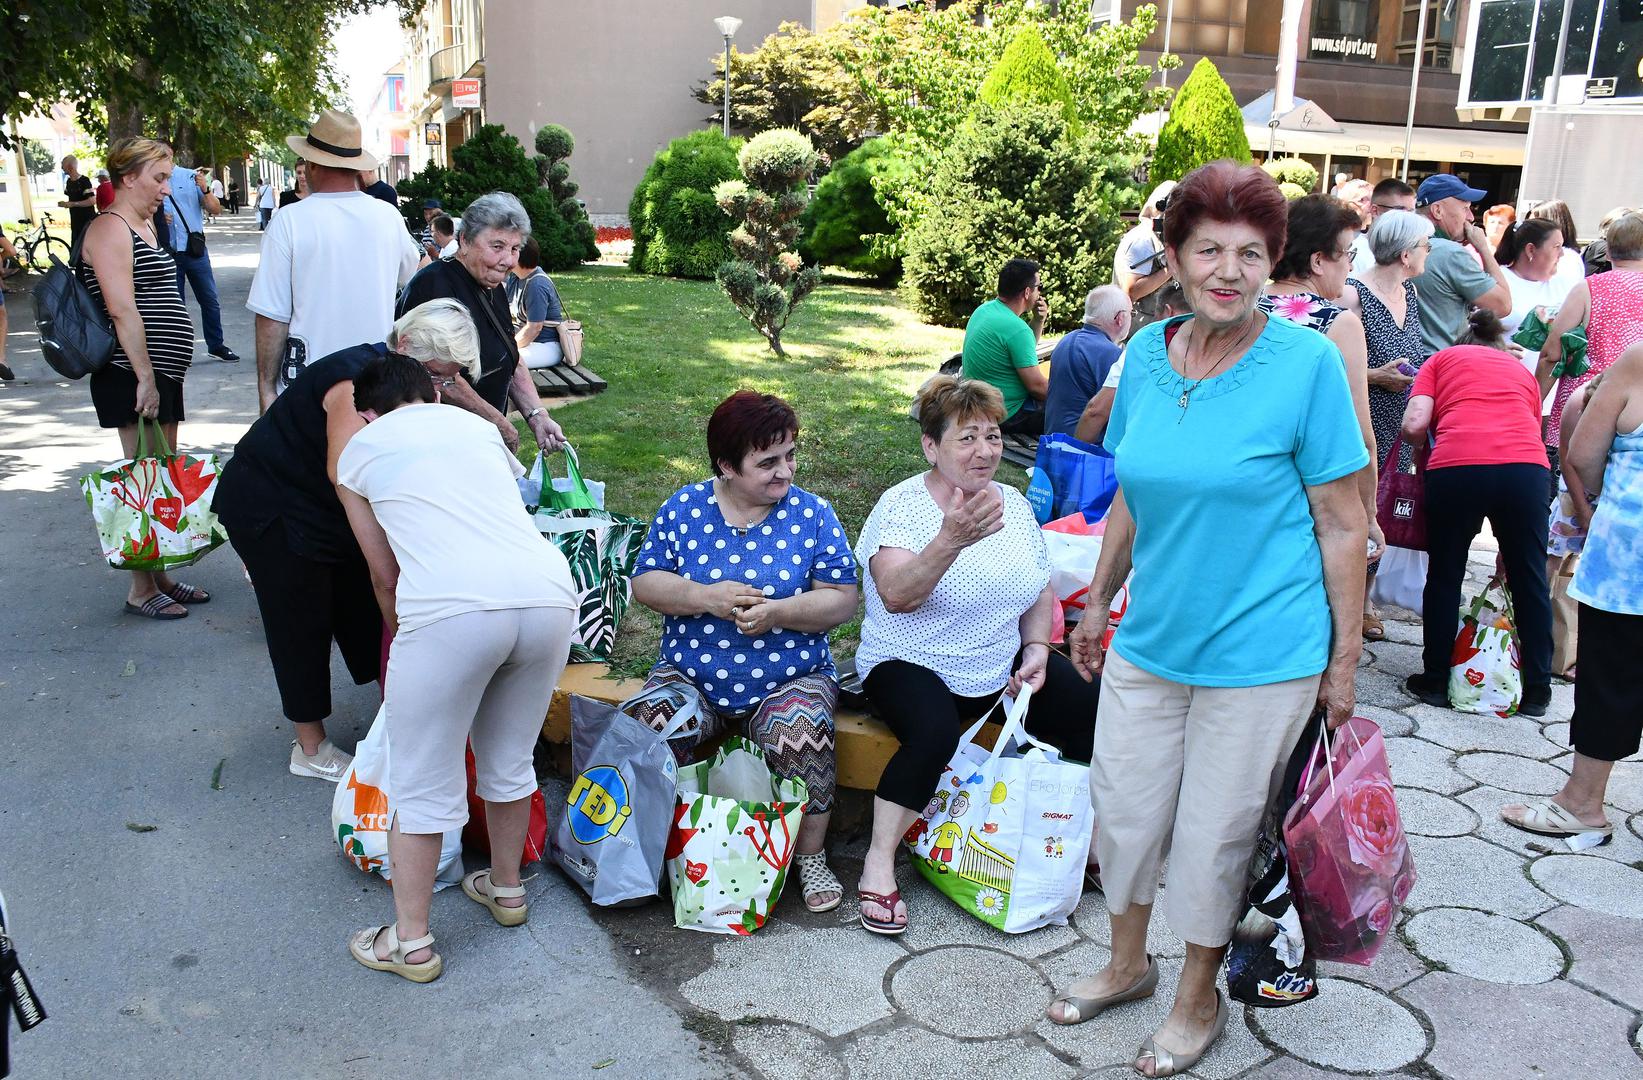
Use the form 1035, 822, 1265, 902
1412, 173, 1512, 355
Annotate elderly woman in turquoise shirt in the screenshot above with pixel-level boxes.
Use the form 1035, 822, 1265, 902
1049, 161, 1370, 1078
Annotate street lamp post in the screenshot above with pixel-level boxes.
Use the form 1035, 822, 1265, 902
1399, 0, 1431, 181
715, 16, 742, 139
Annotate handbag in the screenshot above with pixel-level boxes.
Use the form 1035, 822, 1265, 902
78, 419, 228, 571
31, 230, 115, 379
557, 320, 584, 367
167, 195, 207, 258
1369, 546, 1428, 612
1, 887, 48, 1078
534, 459, 646, 662
1375, 433, 1426, 551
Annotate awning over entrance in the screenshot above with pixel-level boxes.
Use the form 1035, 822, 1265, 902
1215, 92, 1528, 166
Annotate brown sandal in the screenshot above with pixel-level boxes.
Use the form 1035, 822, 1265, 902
1362, 614, 1386, 641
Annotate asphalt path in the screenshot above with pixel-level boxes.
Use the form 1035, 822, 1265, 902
0, 208, 726, 1078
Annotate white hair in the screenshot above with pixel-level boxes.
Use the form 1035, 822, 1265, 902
1084, 284, 1129, 326
1369, 210, 1434, 266
458, 191, 531, 244
390, 298, 482, 381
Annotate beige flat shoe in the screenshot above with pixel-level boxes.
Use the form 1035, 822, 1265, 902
464, 868, 529, 927
1047, 954, 1158, 1025
1136, 990, 1229, 1077
349, 924, 442, 983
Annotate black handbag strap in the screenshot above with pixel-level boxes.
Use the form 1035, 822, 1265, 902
166, 193, 199, 236
463, 268, 521, 372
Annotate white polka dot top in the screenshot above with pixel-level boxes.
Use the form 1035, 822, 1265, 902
854, 473, 1051, 697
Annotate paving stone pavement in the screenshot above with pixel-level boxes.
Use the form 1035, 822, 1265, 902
579, 593, 1643, 1079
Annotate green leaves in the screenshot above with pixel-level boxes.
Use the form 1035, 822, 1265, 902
1151, 58, 1253, 182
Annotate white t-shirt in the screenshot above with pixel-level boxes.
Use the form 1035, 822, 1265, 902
854, 474, 1051, 697
209, 179, 224, 199
257, 183, 276, 209
246, 191, 422, 391
1101, 350, 1126, 390
1351, 231, 1377, 276
1503, 267, 1570, 415
1113, 223, 1161, 281
336, 403, 576, 633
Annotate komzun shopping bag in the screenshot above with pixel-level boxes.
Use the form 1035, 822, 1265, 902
1283, 717, 1416, 966
79, 419, 227, 571
666, 737, 807, 935
551, 690, 692, 907
1448, 582, 1522, 717
903, 686, 1093, 934
331, 707, 464, 890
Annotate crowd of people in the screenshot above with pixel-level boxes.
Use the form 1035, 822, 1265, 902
33, 105, 1643, 1075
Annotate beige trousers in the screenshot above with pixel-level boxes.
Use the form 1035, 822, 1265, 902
1091, 649, 1321, 947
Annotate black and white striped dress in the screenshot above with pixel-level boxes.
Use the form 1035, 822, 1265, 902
79, 220, 194, 382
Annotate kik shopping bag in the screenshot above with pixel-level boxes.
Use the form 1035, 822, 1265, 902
1226, 711, 1323, 1008
551, 689, 693, 907
534, 453, 645, 661
1283, 717, 1416, 966
666, 737, 807, 935
1448, 582, 1522, 717
903, 686, 1093, 933
1375, 434, 1426, 551
331, 707, 464, 890
79, 419, 227, 571
1025, 434, 1118, 525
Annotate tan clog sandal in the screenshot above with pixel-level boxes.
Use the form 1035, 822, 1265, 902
349, 923, 442, 983
463, 869, 528, 927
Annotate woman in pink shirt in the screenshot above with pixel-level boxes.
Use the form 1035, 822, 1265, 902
1401, 309, 1553, 716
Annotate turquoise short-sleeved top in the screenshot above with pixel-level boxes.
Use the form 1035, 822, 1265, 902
1103, 314, 1369, 686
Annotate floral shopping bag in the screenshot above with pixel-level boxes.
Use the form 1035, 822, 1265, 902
1448, 582, 1522, 717
79, 419, 227, 571
1283, 717, 1416, 966
665, 737, 806, 935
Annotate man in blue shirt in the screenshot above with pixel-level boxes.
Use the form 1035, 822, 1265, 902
1045, 284, 1129, 439
163, 159, 240, 362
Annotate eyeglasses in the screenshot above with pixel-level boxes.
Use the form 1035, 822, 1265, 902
1371, 202, 1410, 212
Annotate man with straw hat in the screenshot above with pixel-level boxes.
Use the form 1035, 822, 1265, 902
247, 109, 425, 412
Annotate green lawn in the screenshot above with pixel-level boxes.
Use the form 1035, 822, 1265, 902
525, 263, 967, 678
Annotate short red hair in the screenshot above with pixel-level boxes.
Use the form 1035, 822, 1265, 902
707, 390, 800, 476
1161, 160, 1288, 262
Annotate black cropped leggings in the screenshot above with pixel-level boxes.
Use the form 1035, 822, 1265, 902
864, 651, 1100, 811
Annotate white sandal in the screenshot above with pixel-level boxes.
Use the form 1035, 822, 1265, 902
1501, 800, 1612, 843
349, 923, 442, 983
464, 868, 529, 926
794, 851, 843, 913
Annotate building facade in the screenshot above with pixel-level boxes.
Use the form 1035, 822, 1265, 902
363, 67, 412, 184
402, 0, 487, 172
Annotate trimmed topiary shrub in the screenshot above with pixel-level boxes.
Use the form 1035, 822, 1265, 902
1278, 181, 1308, 201
714, 129, 823, 356
977, 24, 1079, 133
798, 138, 908, 279
1151, 58, 1251, 182
531, 125, 599, 269
1262, 156, 1319, 193
901, 102, 1132, 330
628, 129, 744, 279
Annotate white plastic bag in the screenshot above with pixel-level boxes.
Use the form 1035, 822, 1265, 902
1042, 528, 1104, 624
520, 448, 606, 512
331, 707, 465, 889
1370, 546, 1427, 613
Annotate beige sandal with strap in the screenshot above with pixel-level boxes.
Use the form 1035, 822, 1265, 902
349, 923, 442, 983
463, 868, 529, 927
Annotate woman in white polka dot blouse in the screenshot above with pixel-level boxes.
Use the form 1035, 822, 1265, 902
852, 376, 1101, 937
630, 391, 859, 913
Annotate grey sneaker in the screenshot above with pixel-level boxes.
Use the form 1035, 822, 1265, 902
290, 739, 352, 781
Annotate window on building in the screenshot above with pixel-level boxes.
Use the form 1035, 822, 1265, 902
1464, 0, 1636, 103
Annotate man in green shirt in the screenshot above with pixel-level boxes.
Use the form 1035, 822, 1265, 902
1411, 174, 1512, 356
961, 258, 1050, 434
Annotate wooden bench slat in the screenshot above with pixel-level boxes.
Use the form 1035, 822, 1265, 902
532, 363, 608, 399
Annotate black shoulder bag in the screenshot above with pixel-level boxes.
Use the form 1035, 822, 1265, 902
1, 889, 48, 1078
166, 195, 207, 257
32, 226, 116, 379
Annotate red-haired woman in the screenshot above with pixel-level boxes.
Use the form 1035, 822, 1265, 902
630, 391, 859, 913
1054, 161, 1369, 1076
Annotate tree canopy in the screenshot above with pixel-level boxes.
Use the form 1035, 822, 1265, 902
1150, 58, 1252, 181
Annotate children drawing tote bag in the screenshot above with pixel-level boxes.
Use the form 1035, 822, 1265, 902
902, 686, 1093, 934
1283, 717, 1415, 966
666, 737, 807, 935
80, 419, 227, 571
1448, 582, 1522, 717
331, 706, 464, 890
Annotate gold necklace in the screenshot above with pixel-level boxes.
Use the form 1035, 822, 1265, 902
1175, 317, 1258, 415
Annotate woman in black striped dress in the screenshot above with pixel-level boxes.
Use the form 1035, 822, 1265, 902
79, 137, 209, 620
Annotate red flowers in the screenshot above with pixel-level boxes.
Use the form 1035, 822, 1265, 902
594, 226, 632, 244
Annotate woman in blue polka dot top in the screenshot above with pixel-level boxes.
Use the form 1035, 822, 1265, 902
631, 390, 859, 914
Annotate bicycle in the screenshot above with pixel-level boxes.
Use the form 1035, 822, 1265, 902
4, 213, 71, 275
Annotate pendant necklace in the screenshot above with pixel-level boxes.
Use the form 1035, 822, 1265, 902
1176, 318, 1257, 418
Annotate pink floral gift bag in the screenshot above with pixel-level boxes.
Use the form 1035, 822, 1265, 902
1283, 716, 1416, 966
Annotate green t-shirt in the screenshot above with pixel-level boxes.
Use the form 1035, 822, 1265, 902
1411, 234, 1497, 357
961, 298, 1038, 418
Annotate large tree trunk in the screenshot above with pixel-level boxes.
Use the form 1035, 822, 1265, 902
105, 57, 158, 143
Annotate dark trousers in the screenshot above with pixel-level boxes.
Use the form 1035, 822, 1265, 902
1570, 604, 1643, 762
229, 519, 384, 725
864, 651, 1099, 811
1421, 464, 1553, 694
172, 249, 224, 351
258, 207, 272, 230
1000, 400, 1045, 437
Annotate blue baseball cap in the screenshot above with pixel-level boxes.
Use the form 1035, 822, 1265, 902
1415, 174, 1487, 208
422, 197, 443, 209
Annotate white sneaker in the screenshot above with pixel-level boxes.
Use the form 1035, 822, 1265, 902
290, 739, 353, 781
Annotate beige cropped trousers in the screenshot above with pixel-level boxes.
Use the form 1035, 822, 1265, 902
1090, 648, 1321, 947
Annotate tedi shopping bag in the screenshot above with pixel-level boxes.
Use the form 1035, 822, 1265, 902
1283, 716, 1416, 966
666, 737, 807, 935
903, 686, 1093, 934
79, 419, 227, 571
1448, 582, 1522, 717
331, 706, 464, 890
534, 455, 645, 661
551, 688, 693, 907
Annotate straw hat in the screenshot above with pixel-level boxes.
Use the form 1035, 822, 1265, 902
286, 109, 380, 171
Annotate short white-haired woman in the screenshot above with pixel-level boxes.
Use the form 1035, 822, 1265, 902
214, 300, 490, 781
397, 191, 566, 455
339, 353, 576, 982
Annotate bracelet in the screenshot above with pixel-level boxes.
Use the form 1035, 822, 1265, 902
1021, 640, 1051, 649
525, 407, 545, 420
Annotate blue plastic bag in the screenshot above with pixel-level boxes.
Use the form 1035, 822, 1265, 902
1026, 434, 1118, 525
